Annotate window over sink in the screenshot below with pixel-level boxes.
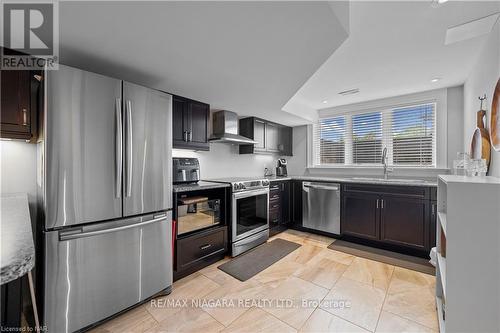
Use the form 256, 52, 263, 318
313, 102, 436, 168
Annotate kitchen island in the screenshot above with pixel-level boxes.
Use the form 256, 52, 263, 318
1, 193, 38, 330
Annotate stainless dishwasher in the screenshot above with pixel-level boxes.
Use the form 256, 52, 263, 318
302, 182, 341, 235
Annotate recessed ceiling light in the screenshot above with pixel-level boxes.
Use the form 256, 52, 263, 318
338, 88, 360, 96
431, 0, 449, 7
322, 100, 328, 104
431, 78, 441, 83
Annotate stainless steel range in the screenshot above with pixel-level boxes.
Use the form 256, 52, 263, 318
210, 177, 270, 256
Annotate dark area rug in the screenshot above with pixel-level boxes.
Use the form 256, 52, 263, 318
218, 238, 301, 281
328, 240, 435, 275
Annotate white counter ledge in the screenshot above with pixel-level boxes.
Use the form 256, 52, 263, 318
1, 193, 35, 285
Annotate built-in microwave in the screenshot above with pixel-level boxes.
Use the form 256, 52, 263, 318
177, 197, 221, 235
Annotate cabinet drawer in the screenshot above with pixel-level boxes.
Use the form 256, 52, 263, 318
269, 190, 281, 201
269, 208, 281, 224
269, 199, 281, 211
176, 226, 227, 270
344, 184, 430, 200
270, 183, 281, 192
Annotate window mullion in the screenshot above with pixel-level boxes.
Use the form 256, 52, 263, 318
345, 115, 353, 165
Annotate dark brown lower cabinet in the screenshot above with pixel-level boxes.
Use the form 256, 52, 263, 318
268, 180, 291, 236
292, 180, 303, 225
341, 184, 434, 255
175, 226, 227, 280
380, 196, 429, 251
342, 192, 380, 241
430, 201, 437, 248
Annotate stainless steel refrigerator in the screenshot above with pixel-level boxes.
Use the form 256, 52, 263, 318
39, 65, 173, 332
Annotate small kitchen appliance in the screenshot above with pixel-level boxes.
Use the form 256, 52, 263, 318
173, 158, 200, 184
276, 158, 288, 177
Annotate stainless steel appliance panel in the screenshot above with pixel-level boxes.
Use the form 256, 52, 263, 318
232, 228, 269, 257
231, 188, 269, 242
44, 212, 172, 333
122, 82, 172, 216
302, 182, 340, 235
44, 65, 122, 229
138, 211, 172, 301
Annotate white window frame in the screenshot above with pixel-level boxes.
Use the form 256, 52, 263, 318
308, 89, 448, 170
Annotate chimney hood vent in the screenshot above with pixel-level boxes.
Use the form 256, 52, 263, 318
209, 111, 257, 145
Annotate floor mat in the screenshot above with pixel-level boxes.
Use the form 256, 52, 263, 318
218, 238, 301, 281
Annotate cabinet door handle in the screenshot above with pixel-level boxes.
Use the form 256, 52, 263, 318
183, 131, 188, 142
431, 204, 435, 215
188, 131, 192, 142
22, 108, 28, 125
376, 199, 379, 209
200, 244, 212, 250
381, 199, 384, 209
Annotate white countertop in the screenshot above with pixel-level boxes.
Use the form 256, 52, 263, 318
1, 193, 35, 285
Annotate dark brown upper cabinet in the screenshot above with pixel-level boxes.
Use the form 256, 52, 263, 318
0, 70, 39, 141
172, 95, 209, 151
238, 117, 293, 156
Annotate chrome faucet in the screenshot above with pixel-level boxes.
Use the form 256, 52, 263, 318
382, 147, 393, 180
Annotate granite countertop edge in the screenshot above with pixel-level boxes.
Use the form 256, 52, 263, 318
289, 175, 438, 187
1, 193, 35, 285
173, 181, 231, 193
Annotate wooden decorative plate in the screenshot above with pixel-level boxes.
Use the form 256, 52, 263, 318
471, 127, 491, 168
491, 78, 500, 151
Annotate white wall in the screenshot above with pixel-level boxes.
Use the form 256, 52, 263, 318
173, 144, 284, 179
463, 19, 500, 177
447, 86, 464, 167
287, 125, 308, 176
0, 141, 38, 220
287, 86, 465, 178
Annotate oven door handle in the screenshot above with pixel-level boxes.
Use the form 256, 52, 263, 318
233, 189, 269, 199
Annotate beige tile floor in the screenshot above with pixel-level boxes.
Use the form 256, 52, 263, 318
90, 230, 438, 333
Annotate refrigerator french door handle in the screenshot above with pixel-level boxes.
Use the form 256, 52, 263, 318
126, 100, 133, 197
59, 215, 168, 241
115, 98, 123, 198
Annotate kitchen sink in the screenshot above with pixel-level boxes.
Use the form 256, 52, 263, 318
349, 177, 427, 183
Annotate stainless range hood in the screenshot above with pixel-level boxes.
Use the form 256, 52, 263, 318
209, 110, 257, 144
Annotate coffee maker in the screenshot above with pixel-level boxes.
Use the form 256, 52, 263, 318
276, 158, 288, 177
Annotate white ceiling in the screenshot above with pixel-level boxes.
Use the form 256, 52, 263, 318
57, 1, 349, 126
289, 1, 500, 115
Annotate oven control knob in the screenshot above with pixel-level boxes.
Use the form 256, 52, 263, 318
262, 180, 270, 186
234, 183, 244, 191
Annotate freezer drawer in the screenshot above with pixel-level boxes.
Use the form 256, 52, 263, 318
43, 212, 172, 333
302, 182, 340, 235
